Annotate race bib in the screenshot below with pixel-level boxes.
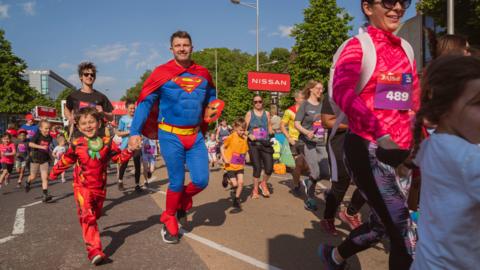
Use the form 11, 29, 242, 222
374, 72, 413, 110
252, 127, 267, 140
18, 144, 27, 153
79, 101, 97, 109
230, 153, 245, 165
144, 144, 155, 155
312, 121, 325, 139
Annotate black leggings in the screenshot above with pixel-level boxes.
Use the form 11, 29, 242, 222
119, 149, 141, 185
324, 132, 365, 219
248, 142, 273, 178
337, 133, 414, 270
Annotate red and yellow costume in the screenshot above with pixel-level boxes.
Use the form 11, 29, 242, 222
49, 136, 132, 260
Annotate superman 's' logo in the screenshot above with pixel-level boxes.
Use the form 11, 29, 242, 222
172, 76, 203, 93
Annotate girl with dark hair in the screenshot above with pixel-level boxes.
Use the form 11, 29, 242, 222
411, 56, 480, 270
435, 34, 471, 58
245, 95, 274, 198
320, 0, 419, 269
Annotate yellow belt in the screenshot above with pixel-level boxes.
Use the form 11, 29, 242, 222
158, 123, 198, 136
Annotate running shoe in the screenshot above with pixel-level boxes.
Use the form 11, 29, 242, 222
42, 193, 53, 203
117, 181, 124, 191
24, 182, 31, 193
144, 180, 149, 188
135, 185, 142, 193
320, 219, 339, 236
318, 244, 346, 270
291, 184, 302, 197
222, 173, 228, 188
232, 198, 241, 209
339, 209, 362, 230
304, 198, 318, 211
16, 182, 22, 189
91, 254, 104, 266
161, 224, 179, 244
302, 178, 314, 197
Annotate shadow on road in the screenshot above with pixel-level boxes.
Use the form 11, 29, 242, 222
101, 214, 160, 257
268, 220, 362, 270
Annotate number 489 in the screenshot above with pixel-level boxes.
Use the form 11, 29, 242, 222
386, 91, 409, 102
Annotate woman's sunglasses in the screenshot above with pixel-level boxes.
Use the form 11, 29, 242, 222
253, 100, 263, 104
373, 0, 411, 10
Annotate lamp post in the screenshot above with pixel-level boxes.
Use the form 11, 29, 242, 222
230, 0, 259, 72
447, 0, 454, 34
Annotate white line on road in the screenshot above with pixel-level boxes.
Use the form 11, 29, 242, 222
12, 208, 25, 235
180, 229, 282, 270
22, 201, 42, 208
0, 236, 16, 244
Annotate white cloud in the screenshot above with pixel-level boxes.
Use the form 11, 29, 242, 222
0, 3, 9, 19
135, 48, 161, 70
22, 1, 35, 16
278, 25, 293, 37
85, 43, 129, 63
59, 62, 75, 70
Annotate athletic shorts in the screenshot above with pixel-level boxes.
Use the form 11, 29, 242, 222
226, 169, 244, 179
142, 155, 156, 165
1, 163, 13, 173
15, 160, 27, 170
30, 162, 49, 177
290, 140, 305, 156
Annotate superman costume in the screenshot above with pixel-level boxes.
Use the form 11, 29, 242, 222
49, 136, 132, 261
130, 59, 217, 239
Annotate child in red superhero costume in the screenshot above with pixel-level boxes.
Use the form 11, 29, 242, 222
49, 107, 134, 265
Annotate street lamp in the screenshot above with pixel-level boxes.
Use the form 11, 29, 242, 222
447, 0, 454, 34
230, 0, 259, 72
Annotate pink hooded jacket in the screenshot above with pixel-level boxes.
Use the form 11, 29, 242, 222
332, 26, 420, 149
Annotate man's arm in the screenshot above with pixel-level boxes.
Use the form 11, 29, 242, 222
128, 90, 160, 149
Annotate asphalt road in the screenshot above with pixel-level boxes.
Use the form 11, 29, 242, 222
0, 158, 389, 270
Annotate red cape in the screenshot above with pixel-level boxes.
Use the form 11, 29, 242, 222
137, 60, 215, 139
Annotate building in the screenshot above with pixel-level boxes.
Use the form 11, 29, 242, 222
23, 70, 76, 100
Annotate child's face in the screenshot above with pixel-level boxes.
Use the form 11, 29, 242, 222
210, 133, 215, 140
127, 104, 136, 116
39, 123, 50, 136
18, 133, 26, 141
77, 114, 99, 138
2, 136, 10, 144
440, 79, 480, 144
57, 137, 66, 146
235, 126, 246, 137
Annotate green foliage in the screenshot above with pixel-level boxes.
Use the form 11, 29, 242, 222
0, 29, 53, 113
289, 0, 352, 90
54, 87, 74, 113
417, 0, 480, 46
121, 70, 152, 101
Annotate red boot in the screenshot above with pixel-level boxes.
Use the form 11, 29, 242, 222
160, 189, 182, 243
179, 183, 204, 211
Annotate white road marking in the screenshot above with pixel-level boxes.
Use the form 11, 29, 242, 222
152, 188, 282, 270
22, 201, 42, 208
0, 236, 16, 244
180, 228, 282, 270
12, 208, 25, 235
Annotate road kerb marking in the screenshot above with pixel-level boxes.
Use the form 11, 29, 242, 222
12, 208, 25, 235
151, 188, 282, 270
180, 228, 282, 270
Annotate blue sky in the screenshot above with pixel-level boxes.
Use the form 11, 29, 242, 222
0, 0, 418, 101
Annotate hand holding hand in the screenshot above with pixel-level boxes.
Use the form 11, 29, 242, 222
128, 135, 142, 150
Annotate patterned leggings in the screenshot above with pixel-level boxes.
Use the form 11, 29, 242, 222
337, 133, 416, 270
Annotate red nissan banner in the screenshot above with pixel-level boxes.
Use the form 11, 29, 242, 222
35, 106, 57, 118
247, 72, 291, 92
111, 101, 127, 115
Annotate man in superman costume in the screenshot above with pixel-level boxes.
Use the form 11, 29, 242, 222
129, 31, 224, 244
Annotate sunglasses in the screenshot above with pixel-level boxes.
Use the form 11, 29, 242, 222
372, 0, 411, 10
83, 72, 96, 78
253, 100, 263, 104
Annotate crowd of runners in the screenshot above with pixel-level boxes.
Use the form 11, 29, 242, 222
1, 0, 479, 269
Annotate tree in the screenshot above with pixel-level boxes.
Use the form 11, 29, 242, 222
54, 87, 75, 113
417, 0, 480, 46
121, 70, 152, 101
0, 29, 54, 113
289, 0, 352, 91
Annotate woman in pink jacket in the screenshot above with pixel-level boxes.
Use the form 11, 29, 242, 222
319, 1, 419, 269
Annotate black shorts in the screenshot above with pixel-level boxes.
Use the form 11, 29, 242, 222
290, 140, 305, 156
226, 169, 244, 179
1, 163, 14, 173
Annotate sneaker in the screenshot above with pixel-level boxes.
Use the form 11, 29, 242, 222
320, 219, 339, 236
144, 180, 149, 188
91, 254, 104, 266
42, 193, 53, 203
16, 182, 22, 189
339, 209, 362, 230
24, 182, 31, 193
161, 225, 179, 244
232, 198, 240, 209
304, 198, 318, 211
147, 171, 152, 179
5, 179, 9, 186
117, 181, 124, 191
302, 178, 313, 196
135, 185, 142, 193
61, 178, 66, 183
318, 244, 345, 270
291, 184, 301, 197
222, 173, 228, 188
